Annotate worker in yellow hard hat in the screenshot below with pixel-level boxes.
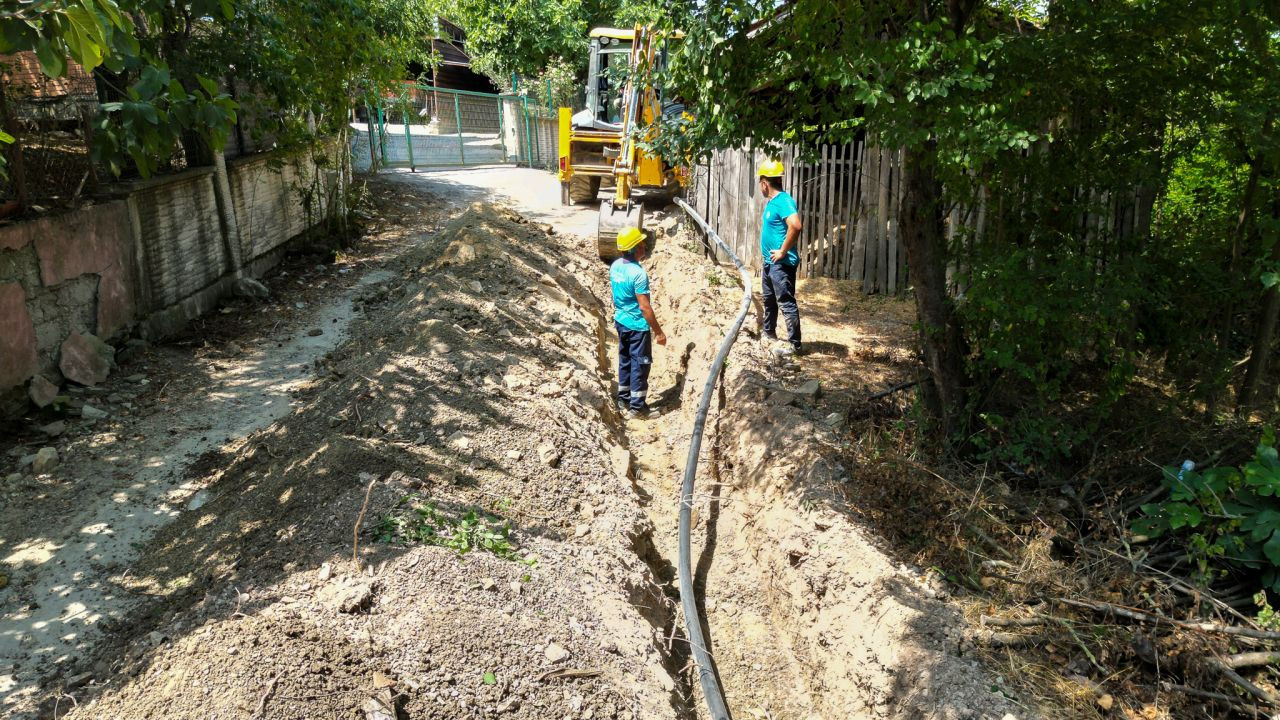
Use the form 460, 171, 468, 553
610, 226, 667, 418
757, 160, 803, 355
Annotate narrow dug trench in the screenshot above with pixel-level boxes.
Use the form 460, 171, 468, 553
613, 221, 1030, 720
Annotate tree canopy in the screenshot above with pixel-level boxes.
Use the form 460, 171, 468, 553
2, 0, 438, 177
650, 0, 1280, 457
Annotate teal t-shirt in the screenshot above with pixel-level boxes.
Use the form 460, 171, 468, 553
610, 258, 651, 331
760, 191, 799, 267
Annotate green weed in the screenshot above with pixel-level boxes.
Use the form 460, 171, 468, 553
376, 494, 534, 565
1133, 428, 1280, 591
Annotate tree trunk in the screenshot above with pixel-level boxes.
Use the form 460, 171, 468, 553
900, 141, 968, 436
1237, 192, 1280, 413
1213, 113, 1271, 413
0, 81, 29, 211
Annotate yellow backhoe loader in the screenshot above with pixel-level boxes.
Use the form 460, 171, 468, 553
557, 25, 687, 263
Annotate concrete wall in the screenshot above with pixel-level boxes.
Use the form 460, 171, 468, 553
0, 144, 342, 415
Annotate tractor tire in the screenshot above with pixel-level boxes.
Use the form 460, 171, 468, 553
569, 175, 602, 204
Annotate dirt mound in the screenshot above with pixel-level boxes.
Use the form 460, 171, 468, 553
53, 203, 687, 720
621, 220, 1026, 719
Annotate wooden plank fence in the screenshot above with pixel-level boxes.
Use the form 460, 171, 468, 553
687, 140, 916, 293
685, 140, 1153, 296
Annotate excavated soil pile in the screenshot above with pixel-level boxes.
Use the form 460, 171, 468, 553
54, 204, 689, 720
623, 227, 1028, 720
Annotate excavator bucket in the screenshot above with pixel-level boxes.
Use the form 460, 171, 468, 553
597, 200, 646, 264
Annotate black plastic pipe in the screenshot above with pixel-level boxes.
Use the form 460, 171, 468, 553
671, 196, 751, 720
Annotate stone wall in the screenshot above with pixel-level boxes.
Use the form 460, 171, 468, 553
0, 144, 342, 416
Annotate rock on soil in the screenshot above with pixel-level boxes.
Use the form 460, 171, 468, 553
27, 374, 59, 407
59, 332, 115, 386
80, 404, 108, 420
31, 447, 58, 474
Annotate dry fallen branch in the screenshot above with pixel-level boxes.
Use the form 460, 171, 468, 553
352, 475, 378, 567
972, 629, 1043, 647
1206, 657, 1280, 707
1160, 681, 1261, 713
1222, 651, 1280, 669
250, 672, 283, 720
1057, 597, 1280, 641
536, 667, 603, 682
981, 614, 1048, 628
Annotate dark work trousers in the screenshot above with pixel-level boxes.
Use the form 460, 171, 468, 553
615, 321, 653, 411
762, 261, 801, 349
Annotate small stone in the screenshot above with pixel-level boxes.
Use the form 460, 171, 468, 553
318, 563, 333, 581
505, 450, 523, 461
232, 277, 269, 299
147, 631, 167, 646
449, 432, 472, 451
28, 375, 59, 408
80, 404, 109, 420
431, 342, 452, 355
574, 524, 590, 538
59, 332, 114, 386
321, 580, 374, 613
480, 577, 497, 591
794, 379, 821, 404
308, 328, 324, 337
186, 490, 210, 511
537, 444, 561, 467
822, 412, 844, 428
38, 421, 66, 437
125, 374, 147, 383
3, 473, 21, 486
544, 643, 570, 663
579, 502, 596, 520
295, 302, 306, 309
467, 280, 483, 293
766, 390, 797, 407
1096, 695, 1113, 711
32, 447, 59, 474
502, 374, 527, 390
509, 581, 522, 594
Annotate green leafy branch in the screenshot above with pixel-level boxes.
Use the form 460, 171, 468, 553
1133, 429, 1280, 592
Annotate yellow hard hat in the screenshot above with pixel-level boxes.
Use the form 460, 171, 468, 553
617, 226, 645, 252
757, 160, 785, 178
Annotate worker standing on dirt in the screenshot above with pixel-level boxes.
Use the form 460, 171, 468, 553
611, 226, 667, 418
758, 160, 803, 355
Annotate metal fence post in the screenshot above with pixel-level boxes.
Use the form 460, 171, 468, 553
376, 101, 388, 166
522, 96, 533, 168
497, 96, 508, 162
366, 103, 377, 172
454, 92, 465, 165
402, 96, 416, 171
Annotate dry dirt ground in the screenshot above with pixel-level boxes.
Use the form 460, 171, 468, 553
3, 167, 1030, 720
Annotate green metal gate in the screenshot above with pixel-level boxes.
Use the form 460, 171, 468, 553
351, 84, 558, 172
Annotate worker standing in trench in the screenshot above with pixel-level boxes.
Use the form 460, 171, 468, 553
758, 160, 803, 356
611, 226, 667, 418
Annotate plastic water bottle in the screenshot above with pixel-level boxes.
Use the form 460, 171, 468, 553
1178, 459, 1195, 481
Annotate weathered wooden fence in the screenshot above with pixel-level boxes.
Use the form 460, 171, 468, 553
687, 140, 914, 293
687, 140, 1157, 297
